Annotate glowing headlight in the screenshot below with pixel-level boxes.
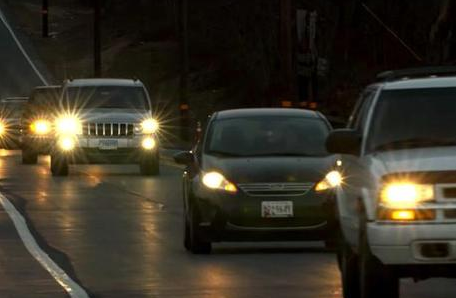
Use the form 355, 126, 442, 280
315, 170, 343, 192
55, 116, 82, 135
31, 120, 51, 135
58, 136, 75, 151
141, 118, 159, 134
202, 172, 237, 193
380, 182, 434, 208
141, 137, 156, 150
0, 122, 5, 136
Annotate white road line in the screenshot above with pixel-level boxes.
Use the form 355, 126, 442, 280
0, 8, 48, 85
0, 193, 89, 298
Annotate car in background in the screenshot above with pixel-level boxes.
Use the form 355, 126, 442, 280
21, 85, 62, 164
0, 97, 28, 149
174, 108, 338, 254
49, 78, 160, 176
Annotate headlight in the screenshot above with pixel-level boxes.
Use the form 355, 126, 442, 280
55, 116, 82, 135
202, 171, 237, 193
315, 170, 342, 191
0, 122, 5, 136
30, 120, 51, 135
141, 137, 156, 150
58, 136, 75, 151
380, 182, 434, 208
140, 118, 159, 134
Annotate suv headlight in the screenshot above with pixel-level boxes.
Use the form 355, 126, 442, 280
202, 171, 237, 193
315, 170, 342, 191
379, 182, 434, 208
55, 116, 82, 135
30, 119, 51, 135
136, 118, 159, 134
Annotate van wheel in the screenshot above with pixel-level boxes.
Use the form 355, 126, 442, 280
50, 154, 69, 176
359, 230, 399, 298
339, 236, 360, 298
22, 149, 38, 164
140, 154, 159, 176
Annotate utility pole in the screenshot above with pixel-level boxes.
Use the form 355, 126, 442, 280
93, 0, 102, 77
178, 0, 190, 141
42, 0, 49, 38
280, 0, 295, 106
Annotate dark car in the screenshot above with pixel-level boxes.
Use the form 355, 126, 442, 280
174, 108, 340, 254
21, 85, 62, 164
0, 97, 28, 149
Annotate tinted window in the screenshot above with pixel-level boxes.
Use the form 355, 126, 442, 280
0, 102, 27, 118
367, 88, 456, 152
206, 116, 330, 157
66, 86, 149, 109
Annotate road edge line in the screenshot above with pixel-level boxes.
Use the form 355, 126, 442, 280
0, 193, 89, 298
0, 8, 48, 85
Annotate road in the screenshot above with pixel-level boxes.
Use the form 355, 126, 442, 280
0, 3, 456, 298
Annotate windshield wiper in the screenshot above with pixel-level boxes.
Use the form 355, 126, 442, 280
207, 150, 243, 157
373, 138, 456, 152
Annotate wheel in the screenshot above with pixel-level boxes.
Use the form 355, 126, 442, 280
359, 229, 399, 298
140, 154, 160, 176
339, 235, 360, 298
22, 149, 38, 164
50, 154, 69, 176
185, 203, 212, 254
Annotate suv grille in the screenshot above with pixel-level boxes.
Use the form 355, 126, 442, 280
82, 123, 134, 137
238, 183, 314, 197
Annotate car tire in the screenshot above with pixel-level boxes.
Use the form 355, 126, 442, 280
22, 149, 38, 164
50, 154, 69, 176
339, 235, 360, 298
359, 229, 399, 298
140, 154, 160, 176
186, 203, 212, 254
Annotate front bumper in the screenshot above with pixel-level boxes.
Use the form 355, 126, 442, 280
55, 136, 158, 164
192, 186, 336, 242
21, 135, 54, 154
368, 222, 456, 265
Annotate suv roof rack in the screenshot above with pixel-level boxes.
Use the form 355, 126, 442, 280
376, 66, 456, 82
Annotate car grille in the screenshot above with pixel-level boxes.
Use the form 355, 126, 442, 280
238, 183, 314, 197
82, 123, 134, 137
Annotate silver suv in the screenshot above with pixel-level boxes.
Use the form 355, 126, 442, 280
327, 67, 456, 298
50, 78, 160, 176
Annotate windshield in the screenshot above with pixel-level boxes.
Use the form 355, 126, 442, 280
65, 86, 149, 110
367, 88, 456, 152
206, 117, 330, 157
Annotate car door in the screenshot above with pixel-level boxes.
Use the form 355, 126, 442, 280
337, 86, 378, 248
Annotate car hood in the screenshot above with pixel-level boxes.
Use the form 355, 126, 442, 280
78, 109, 151, 123
370, 147, 456, 176
202, 155, 335, 183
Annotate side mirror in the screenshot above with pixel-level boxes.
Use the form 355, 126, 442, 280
326, 129, 361, 155
173, 151, 195, 165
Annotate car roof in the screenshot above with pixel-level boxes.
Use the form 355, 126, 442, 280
64, 78, 144, 88
382, 76, 456, 90
1, 97, 28, 103
34, 85, 61, 90
214, 108, 322, 120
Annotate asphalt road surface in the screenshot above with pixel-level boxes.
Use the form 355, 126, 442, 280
0, 150, 454, 298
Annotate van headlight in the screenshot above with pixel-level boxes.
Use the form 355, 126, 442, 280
315, 170, 342, 191
0, 122, 5, 136
55, 116, 82, 135
380, 182, 434, 208
202, 171, 237, 193
30, 119, 51, 135
138, 118, 159, 134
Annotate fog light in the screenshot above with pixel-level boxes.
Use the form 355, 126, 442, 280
390, 210, 416, 221
142, 137, 156, 150
59, 137, 75, 151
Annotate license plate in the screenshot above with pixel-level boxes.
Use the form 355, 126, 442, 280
261, 201, 293, 218
98, 139, 118, 150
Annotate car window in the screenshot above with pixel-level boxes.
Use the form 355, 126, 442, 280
205, 116, 330, 157
348, 88, 376, 131
65, 86, 150, 110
